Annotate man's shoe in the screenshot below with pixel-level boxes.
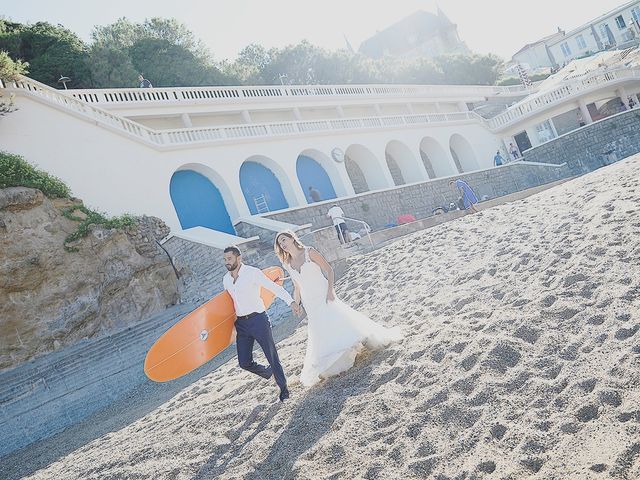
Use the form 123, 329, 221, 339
279, 387, 290, 402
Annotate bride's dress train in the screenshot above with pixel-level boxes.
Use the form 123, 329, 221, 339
286, 247, 402, 386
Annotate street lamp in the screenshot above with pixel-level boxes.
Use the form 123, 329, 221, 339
57, 75, 71, 90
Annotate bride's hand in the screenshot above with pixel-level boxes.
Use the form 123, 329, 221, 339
326, 289, 335, 303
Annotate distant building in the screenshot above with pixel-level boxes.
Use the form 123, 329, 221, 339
512, 30, 566, 71
512, 0, 640, 70
358, 8, 469, 60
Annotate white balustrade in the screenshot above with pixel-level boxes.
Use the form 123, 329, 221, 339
4, 68, 638, 148
488, 67, 640, 129
54, 81, 536, 108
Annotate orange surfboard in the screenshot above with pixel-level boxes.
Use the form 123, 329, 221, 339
144, 266, 285, 382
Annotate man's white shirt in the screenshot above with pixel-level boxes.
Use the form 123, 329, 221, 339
327, 206, 345, 226
223, 264, 293, 316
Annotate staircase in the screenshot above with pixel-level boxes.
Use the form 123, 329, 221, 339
0, 302, 196, 458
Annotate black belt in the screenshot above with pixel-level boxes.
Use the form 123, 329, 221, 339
236, 311, 261, 321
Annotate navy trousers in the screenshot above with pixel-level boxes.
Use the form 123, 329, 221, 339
235, 312, 287, 389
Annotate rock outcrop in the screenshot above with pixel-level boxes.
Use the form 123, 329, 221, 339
0, 187, 179, 371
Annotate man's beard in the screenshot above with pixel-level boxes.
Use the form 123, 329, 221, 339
225, 261, 238, 271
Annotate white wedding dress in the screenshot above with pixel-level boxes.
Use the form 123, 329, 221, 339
285, 247, 402, 387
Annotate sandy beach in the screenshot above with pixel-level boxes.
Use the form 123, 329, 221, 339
4, 155, 640, 479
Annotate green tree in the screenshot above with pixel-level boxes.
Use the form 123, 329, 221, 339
128, 37, 227, 87
0, 50, 28, 81
0, 50, 28, 116
87, 45, 138, 88
88, 17, 227, 88
0, 21, 91, 88
435, 53, 503, 85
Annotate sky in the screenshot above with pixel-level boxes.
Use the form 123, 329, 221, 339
1, 0, 634, 61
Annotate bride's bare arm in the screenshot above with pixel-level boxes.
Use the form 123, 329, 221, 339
308, 248, 335, 301
293, 279, 301, 304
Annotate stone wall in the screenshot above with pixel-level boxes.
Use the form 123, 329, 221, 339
263, 162, 568, 232
523, 109, 640, 174
0, 188, 179, 372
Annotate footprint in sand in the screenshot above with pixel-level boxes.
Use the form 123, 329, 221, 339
575, 404, 600, 422
614, 325, 639, 341
482, 342, 521, 373
513, 325, 541, 344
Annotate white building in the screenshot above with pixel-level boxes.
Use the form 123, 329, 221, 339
512, 31, 565, 71
512, 0, 640, 70
1, 56, 639, 246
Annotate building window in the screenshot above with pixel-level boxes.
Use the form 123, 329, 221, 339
576, 34, 587, 49
632, 6, 640, 24
560, 41, 572, 57
616, 15, 626, 29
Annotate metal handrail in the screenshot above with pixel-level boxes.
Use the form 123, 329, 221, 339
298, 216, 374, 249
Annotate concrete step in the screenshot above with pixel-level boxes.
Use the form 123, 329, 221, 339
0, 302, 198, 458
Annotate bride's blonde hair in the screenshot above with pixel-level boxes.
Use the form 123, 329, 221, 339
274, 230, 305, 265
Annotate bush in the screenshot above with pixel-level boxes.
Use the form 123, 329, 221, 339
0, 151, 71, 198
62, 205, 136, 252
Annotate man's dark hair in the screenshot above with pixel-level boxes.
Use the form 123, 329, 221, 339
224, 245, 241, 256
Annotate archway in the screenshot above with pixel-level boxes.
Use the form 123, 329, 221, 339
419, 137, 457, 177
170, 169, 234, 234
449, 134, 480, 173
295, 151, 338, 203
240, 158, 291, 214
345, 144, 390, 193
385, 140, 425, 185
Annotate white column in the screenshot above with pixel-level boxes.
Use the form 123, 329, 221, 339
293, 107, 302, 121
525, 126, 541, 147
241, 110, 252, 124
578, 99, 593, 124
549, 118, 559, 138
180, 113, 192, 128
616, 87, 628, 104
227, 175, 251, 219
457, 101, 469, 112
336, 105, 345, 118
374, 104, 382, 116
280, 161, 309, 206
335, 162, 356, 197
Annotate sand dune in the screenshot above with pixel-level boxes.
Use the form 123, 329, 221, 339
10, 156, 640, 479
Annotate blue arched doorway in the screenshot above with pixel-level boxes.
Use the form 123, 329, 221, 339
170, 170, 234, 234
240, 161, 289, 214
296, 155, 337, 203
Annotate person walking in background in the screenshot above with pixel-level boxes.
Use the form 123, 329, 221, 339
449, 179, 479, 214
308, 186, 321, 203
577, 111, 586, 127
509, 142, 520, 160
494, 150, 505, 167
327, 203, 348, 244
138, 74, 152, 88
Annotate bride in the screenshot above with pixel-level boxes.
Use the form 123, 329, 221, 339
275, 230, 402, 387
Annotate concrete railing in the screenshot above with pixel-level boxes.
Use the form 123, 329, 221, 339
62, 82, 536, 107
2, 76, 489, 148
488, 67, 640, 129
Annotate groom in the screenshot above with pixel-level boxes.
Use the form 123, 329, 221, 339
222, 245, 298, 402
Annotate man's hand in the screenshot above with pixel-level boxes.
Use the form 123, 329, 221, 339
290, 301, 302, 317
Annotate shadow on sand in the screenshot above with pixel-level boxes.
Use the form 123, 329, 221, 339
0, 317, 300, 480
193, 348, 395, 480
